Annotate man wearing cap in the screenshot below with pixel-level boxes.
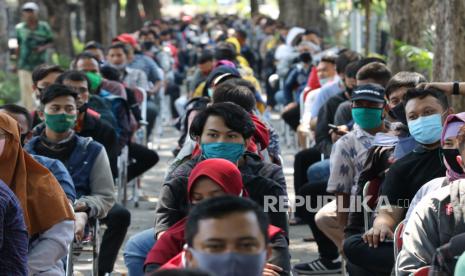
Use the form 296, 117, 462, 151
294, 83, 388, 275
16, 2, 53, 111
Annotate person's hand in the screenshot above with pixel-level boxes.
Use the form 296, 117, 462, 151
283, 102, 297, 112
262, 263, 283, 276
74, 212, 88, 242
362, 224, 394, 248
74, 201, 88, 212
417, 82, 453, 95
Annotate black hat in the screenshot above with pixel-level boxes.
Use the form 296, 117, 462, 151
351, 83, 385, 103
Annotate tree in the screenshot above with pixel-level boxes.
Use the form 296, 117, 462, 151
0, 0, 8, 71
83, 0, 118, 46
250, 0, 259, 17
432, 0, 465, 110
141, 0, 162, 22
42, 0, 74, 57
385, 0, 433, 73
125, 0, 143, 33
277, 0, 327, 35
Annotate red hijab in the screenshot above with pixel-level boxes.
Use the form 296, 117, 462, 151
146, 159, 245, 266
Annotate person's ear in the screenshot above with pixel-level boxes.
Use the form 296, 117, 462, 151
244, 138, 252, 149
456, 155, 465, 171
38, 110, 45, 121
266, 244, 273, 261
185, 248, 196, 268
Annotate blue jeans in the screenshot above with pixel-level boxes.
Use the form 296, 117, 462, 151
274, 90, 287, 106
306, 159, 330, 185
123, 228, 156, 276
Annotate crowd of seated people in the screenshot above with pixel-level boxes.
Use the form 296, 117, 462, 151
2, 3, 465, 276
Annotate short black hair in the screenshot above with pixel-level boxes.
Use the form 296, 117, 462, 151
235, 29, 247, 39
385, 72, 427, 98
185, 196, 269, 247
56, 70, 91, 91
100, 65, 121, 82
72, 52, 100, 70
214, 42, 237, 62
345, 61, 361, 79
320, 55, 336, 64
0, 104, 32, 130
404, 87, 449, 111
198, 50, 214, 64
40, 84, 78, 106
32, 64, 64, 85
108, 42, 129, 56
335, 50, 362, 74
189, 102, 255, 140
213, 79, 257, 112
356, 62, 392, 87
84, 41, 104, 51
304, 28, 321, 37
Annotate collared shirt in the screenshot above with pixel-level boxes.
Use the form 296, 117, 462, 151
15, 21, 53, 71
123, 67, 149, 91
0, 180, 28, 275
129, 54, 163, 84
327, 124, 375, 195
310, 77, 344, 118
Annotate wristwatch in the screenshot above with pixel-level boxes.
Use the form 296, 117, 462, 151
453, 81, 460, 95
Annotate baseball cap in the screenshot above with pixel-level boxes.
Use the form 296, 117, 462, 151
22, 2, 39, 11
351, 83, 385, 103
112, 33, 138, 48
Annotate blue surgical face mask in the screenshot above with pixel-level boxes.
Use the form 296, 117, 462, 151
201, 142, 245, 163
408, 113, 443, 145
319, 77, 330, 86
189, 249, 267, 276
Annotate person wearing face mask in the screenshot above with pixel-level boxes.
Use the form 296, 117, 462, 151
123, 103, 288, 276
0, 104, 76, 203
23, 84, 130, 276
106, 43, 150, 92
0, 112, 75, 275
396, 124, 465, 275
184, 196, 273, 276
54, 70, 120, 178
353, 88, 450, 274
294, 84, 388, 275
144, 159, 289, 276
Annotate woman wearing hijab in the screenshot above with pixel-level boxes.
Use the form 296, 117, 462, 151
144, 158, 290, 275
0, 113, 75, 275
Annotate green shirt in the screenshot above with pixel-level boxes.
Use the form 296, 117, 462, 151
15, 21, 53, 71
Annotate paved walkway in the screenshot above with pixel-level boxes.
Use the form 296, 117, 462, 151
78, 114, 340, 275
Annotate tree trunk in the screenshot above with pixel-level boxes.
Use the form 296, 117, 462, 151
432, 0, 465, 111
363, 0, 371, 56
385, 0, 433, 73
83, 0, 100, 42
125, 0, 143, 33
42, 0, 74, 57
83, 0, 117, 45
0, 0, 8, 71
277, 0, 327, 35
99, 0, 118, 46
141, 0, 162, 22
250, 0, 259, 17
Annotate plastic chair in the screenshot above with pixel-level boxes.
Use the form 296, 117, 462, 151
413, 266, 430, 276
65, 220, 101, 276
393, 219, 406, 257
362, 179, 381, 232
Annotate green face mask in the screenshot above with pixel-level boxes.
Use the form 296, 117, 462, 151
351, 107, 383, 129
44, 113, 77, 133
85, 72, 103, 93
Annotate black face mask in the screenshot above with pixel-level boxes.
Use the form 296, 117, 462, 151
299, 52, 312, 64
442, 148, 464, 174
78, 103, 88, 114
388, 102, 407, 125
142, 41, 154, 51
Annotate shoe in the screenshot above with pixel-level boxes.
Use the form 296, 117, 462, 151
293, 257, 342, 275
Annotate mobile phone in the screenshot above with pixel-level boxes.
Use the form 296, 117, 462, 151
328, 124, 339, 130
